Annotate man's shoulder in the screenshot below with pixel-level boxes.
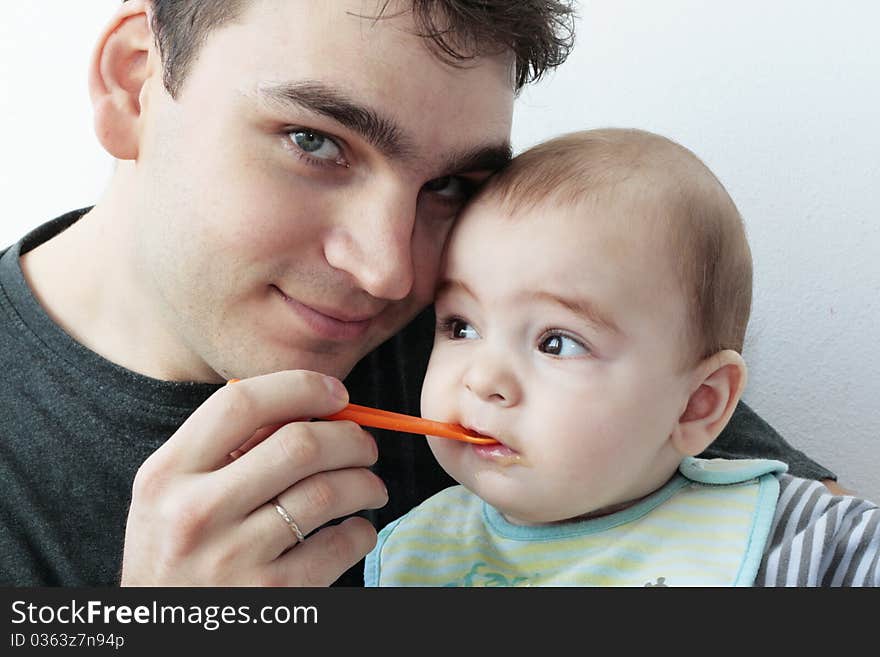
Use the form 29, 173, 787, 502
757, 473, 880, 586
705, 401, 836, 481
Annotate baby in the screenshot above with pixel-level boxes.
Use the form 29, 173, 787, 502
365, 128, 879, 586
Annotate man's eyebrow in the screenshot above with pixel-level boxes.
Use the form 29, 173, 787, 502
257, 80, 511, 174
258, 80, 413, 160
437, 142, 512, 177
526, 291, 622, 335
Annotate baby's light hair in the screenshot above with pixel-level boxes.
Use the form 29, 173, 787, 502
476, 128, 752, 363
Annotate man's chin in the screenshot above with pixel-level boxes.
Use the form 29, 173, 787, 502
224, 308, 417, 380
215, 347, 359, 382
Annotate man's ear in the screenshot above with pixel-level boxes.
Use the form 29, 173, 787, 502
88, 0, 157, 160
671, 350, 747, 456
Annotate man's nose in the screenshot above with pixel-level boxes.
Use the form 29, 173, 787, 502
322, 182, 417, 301
462, 347, 521, 407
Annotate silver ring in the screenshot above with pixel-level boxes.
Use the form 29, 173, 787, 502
271, 497, 306, 543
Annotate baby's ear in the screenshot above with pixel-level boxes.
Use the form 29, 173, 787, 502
88, 0, 158, 160
672, 350, 747, 456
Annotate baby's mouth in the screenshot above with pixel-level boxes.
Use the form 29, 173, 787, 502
462, 425, 523, 465
472, 441, 522, 466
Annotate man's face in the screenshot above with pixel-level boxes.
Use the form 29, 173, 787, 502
420, 197, 696, 524
133, 0, 513, 381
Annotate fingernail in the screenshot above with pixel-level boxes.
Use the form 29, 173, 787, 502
324, 375, 348, 401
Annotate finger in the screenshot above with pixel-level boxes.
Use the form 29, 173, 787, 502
264, 516, 379, 587
241, 467, 388, 561
228, 422, 284, 462
215, 419, 379, 517
157, 370, 349, 472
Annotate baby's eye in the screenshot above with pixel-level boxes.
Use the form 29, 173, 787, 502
538, 332, 589, 357
442, 318, 480, 340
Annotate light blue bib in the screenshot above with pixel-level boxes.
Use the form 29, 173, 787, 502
366, 457, 788, 586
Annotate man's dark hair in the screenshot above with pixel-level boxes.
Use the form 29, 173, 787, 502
127, 0, 576, 97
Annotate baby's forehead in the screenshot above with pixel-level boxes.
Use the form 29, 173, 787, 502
445, 188, 695, 347
483, 192, 687, 298
466, 128, 722, 233
467, 181, 674, 241
458, 189, 680, 285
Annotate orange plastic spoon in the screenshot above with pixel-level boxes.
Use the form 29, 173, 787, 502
323, 403, 499, 445
225, 380, 498, 446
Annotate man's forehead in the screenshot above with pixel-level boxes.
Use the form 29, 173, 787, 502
231, 0, 515, 72
198, 0, 515, 167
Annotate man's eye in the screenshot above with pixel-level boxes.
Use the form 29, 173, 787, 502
538, 333, 589, 357
289, 130, 342, 161
423, 175, 472, 200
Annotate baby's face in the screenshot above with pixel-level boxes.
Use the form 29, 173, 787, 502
421, 197, 698, 524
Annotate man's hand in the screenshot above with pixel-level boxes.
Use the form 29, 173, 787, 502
821, 479, 850, 497
120, 370, 388, 586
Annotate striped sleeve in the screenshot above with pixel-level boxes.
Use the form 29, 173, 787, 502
755, 474, 880, 586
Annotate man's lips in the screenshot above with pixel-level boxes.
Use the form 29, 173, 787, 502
272, 285, 377, 340
273, 285, 379, 322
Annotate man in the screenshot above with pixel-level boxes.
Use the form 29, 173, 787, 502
0, 0, 837, 586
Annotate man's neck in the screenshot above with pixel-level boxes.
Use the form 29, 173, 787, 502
19, 176, 218, 382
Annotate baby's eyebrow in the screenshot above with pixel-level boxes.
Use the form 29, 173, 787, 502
435, 281, 620, 335
525, 290, 622, 335
435, 278, 476, 300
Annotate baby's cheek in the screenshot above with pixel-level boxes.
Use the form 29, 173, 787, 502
419, 393, 441, 422
420, 374, 461, 432
419, 364, 446, 419
426, 437, 462, 478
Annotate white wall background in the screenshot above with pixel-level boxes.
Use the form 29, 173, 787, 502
1, 1, 878, 503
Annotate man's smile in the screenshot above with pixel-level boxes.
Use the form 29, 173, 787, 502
271, 284, 376, 341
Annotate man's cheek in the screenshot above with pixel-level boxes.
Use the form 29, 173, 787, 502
415, 223, 453, 278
